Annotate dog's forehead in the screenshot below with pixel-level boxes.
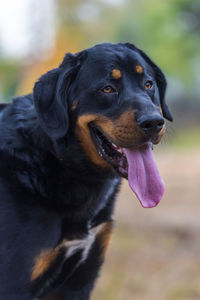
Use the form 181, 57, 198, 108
80, 44, 148, 78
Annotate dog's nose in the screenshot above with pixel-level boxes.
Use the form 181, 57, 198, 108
137, 114, 164, 134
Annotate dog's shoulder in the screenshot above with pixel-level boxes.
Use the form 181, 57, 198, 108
0, 95, 35, 144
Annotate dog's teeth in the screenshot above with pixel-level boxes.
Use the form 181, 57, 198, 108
111, 143, 117, 149
111, 143, 120, 151
111, 143, 123, 154
149, 142, 153, 150
116, 148, 121, 153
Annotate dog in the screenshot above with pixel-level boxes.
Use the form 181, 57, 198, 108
0, 43, 172, 300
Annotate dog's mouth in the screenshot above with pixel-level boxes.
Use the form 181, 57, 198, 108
89, 123, 165, 208
89, 124, 128, 178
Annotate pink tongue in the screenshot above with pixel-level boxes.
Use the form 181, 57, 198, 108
123, 146, 165, 208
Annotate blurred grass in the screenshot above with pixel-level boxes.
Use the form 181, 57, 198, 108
168, 285, 200, 300
93, 221, 200, 300
170, 127, 200, 149
0, 60, 23, 101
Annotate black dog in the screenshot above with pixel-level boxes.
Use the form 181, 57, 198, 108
0, 43, 172, 300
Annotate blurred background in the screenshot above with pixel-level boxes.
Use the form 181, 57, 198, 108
0, 0, 200, 299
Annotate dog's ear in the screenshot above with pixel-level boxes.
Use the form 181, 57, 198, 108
125, 43, 173, 121
33, 52, 85, 139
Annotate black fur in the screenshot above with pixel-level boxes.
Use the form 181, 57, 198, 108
0, 43, 172, 300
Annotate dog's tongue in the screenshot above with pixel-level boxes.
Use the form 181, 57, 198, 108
123, 146, 164, 208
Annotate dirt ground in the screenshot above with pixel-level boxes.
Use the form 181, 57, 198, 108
92, 147, 200, 300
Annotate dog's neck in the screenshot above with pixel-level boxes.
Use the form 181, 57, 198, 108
0, 95, 120, 223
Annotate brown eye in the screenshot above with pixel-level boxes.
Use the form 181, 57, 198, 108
145, 81, 153, 89
144, 80, 153, 90
102, 86, 115, 93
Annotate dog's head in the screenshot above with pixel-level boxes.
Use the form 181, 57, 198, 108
33, 43, 173, 208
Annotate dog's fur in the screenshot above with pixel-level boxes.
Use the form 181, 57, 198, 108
0, 43, 172, 300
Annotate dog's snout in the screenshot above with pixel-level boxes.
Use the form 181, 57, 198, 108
137, 114, 164, 134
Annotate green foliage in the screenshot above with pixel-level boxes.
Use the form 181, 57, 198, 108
0, 60, 23, 101
1, 0, 200, 101
169, 127, 200, 149
59, 0, 200, 93
90, 0, 200, 89
118, 0, 200, 86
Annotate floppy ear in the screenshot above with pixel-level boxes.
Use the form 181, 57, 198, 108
33, 53, 84, 139
125, 43, 173, 121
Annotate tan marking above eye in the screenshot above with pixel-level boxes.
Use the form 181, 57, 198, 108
136, 65, 143, 74
111, 69, 122, 80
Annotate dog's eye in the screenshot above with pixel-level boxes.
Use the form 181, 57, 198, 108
102, 86, 115, 94
145, 81, 153, 89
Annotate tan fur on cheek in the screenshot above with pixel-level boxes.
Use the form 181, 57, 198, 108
94, 109, 139, 145
75, 115, 111, 168
87, 109, 143, 148
113, 108, 143, 147
75, 109, 145, 167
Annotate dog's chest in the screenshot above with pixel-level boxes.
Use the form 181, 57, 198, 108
30, 222, 111, 298
30, 177, 120, 297
92, 177, 120, 218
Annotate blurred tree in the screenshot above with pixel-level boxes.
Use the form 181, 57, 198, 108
55, 0, 200, 96
113, 0, 200, 88
0, 60, 23, 101
1, 0, 200, 104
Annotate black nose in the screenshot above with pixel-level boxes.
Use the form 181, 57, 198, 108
137, 114, 164, 134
